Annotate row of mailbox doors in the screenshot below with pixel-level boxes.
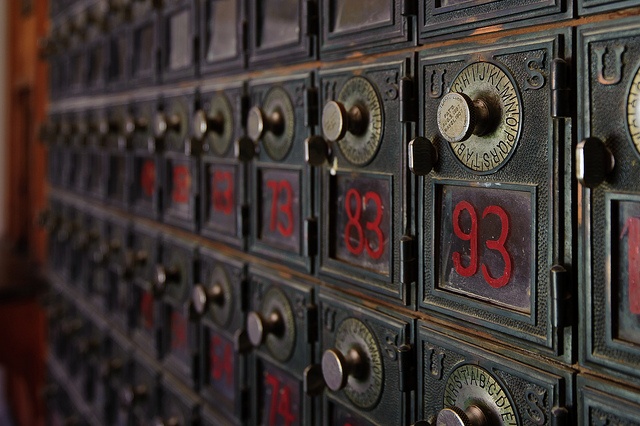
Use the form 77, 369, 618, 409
47, 17, 640, 367
44, 233, 639, 426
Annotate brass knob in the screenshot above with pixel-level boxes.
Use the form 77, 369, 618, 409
436, 406, 488, 426
154, 264, 181, 293
322, 100, 367, 142
408, 136, 438, 176
124, 115, 148, 137
321, 347, 365, 392
192, 109, 224, 141
576, 137, 615, 189
92, 240, 118, 265
246, 310, 283, 347
153, 112, 181, 139
191, 282, 224, 316
247, 106, 284, 141
100, 357, 123, 379
437, 92, 494, 143
305, 135, 331, 166
120, 384, 148, 408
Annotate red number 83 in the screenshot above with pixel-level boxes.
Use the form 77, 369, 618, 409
344, 188, 384, 260
452, 200, 512, 288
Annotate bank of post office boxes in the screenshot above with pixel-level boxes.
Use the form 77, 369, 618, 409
578, 17, 640, 385
129, 0, 160, 86
120, 350, 161, 425
192, 247, 247, 423
313, 289, 415, 425
199, 0, 245, 76
160, 0, 198, 82
411, 30, 574, 360
128, 96, 163, 220
244, 266, 318, 425
104, 103, 131, 208
308, 55, 415, 305
241, 73, 317, 272
156, 89, 200, 231
158, 377, 201, 425
416, 321, 574, 425
248, 0, 317, 68
319, 0, 416, 58
419, 0, 572, 40
577, 374, 640, 424
198, 82, 248, 248
155, 235, 198, 385
131, 223, 162, 358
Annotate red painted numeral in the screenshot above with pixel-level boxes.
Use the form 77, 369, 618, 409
266, 179, 294, 237
172, 165, 190, 204
212, 171, 234, 215
265, 372, 296, 426
452, 200, 512, 288
171, 311, 187, 351
210, 334, 234, 386
621, 217, 640, 314
140, 291, 154, 331
344, 188, 384, 259
140, 159, 156, 197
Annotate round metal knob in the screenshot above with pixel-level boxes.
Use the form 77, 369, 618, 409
153, 112, 181, 139
246, 310, 284, 347
576, 137, 615, 189
436, 405, 488, 426
192, 109, 224, 141
155, 264, 181, 293
120, 384, 148, 408
305, 135, 331, 166
321, 347, 365, 392
191, 282, 224, 316
247, 106, 284, 141
409, 136, 438, 176
124, 115, 147, 137
100, 357, 123, 380
322, 101, 367, 142
437, 92, 493, 143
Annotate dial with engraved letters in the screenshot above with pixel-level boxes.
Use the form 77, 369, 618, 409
440, 62, 522, 174
261, 287, 296, 362
627, 65, 640, 156
198, 93, 234, 156
259, 87, 295, 161
325, 76, 383, 166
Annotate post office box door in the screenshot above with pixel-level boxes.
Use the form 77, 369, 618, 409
416, 30, 573, 359
579, 18, 640, 384
106, 14, 129, 90
578, 375, 640, 424
578, 0, 640, 15
316, 55, 414, 305
158, 377, 201, 426
318, 290, 414, 425
129, 1, 159, 85
161, 0, 198, 82
125, 353, 161, 424
200, 0, 245, 75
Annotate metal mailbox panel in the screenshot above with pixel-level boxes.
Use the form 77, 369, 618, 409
129, 97, 163, 220
319, 0, 415, 58
159, 90, 200, 231
246, 266, 317, 426
417, 321, 574, 425
578, 0, 640, 15
577, 375, 640, 424
159, 377, 201, 426
160, 0, 198, 82
579, 18, 640, 383
246, 74, 316, 272
129, 0, 159, 86
199, 0, 245, 75
157, 235, 198, 386
248, 0, 317, 68
419, 0, 572, 40
196, 247, 247, 421
316, 56, 414, 304
317, 290, 415, 426
198, 82, 247, 248
416, 30, 573, 358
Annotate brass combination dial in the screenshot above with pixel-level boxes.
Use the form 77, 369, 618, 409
246, 287, 295, 362
246, 87, 295, 161
191, 264, 233, 327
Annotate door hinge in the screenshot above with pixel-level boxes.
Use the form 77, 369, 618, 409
552, 406, 570, 426
238, 387, 250, 420
402, 0, 418, 16
400, 76, 417, 123
400, 235, 417, 285
304, 217, 318, 258
306, 1, 319, 36
551, 59, 570, 119
305, 303, 318, 344
551, 265, 573, 329
304, 87, 318, 128
398, 344, 416, 392
240, 204, 250, 237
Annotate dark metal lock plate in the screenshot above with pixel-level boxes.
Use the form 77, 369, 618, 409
417, 322, 573, 426
418, 30, 572, 358
579, 18, 640, 383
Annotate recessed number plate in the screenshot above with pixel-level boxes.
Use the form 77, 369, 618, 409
261, 362, 301, 426
205, 163, 237, 235
208, 330, 235, 401
259, 168, 300, 253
